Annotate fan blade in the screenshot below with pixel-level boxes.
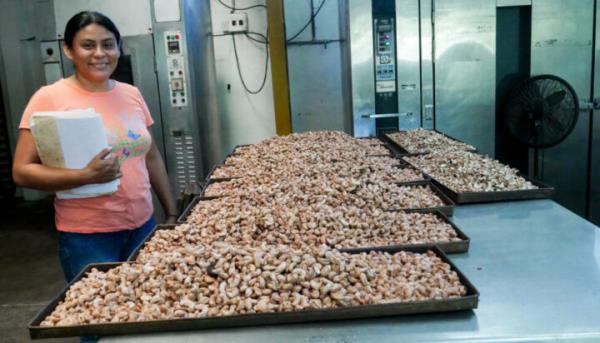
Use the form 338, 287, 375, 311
526, 81, 543, 104
545, 90, 566, 107
543, 112, 567, 137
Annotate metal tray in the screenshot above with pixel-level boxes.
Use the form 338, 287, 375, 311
401, 155, 555, 204
29, 245, 478, 339
388, 180, 455, 217
176, 195, 221, 224
365, 143, 395, 157
231, 144, 252, 155
198, 179, 450, 216
140, 210, 469, 263
356, 136, 385, 145
200, 178, 237, 198
389, 162, 430, 185
338, 209, 469, 254
126, 224, 176, 262
428, 173, 554, 204
381, 130, 478, 155
200, 164, 428, 196
204, 163, 236, 183
204, 157, 410, 184
222, 146, 248, 166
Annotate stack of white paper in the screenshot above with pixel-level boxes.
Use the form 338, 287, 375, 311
29, 108, 120, 199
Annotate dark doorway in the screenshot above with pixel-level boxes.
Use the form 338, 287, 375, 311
495, 5, 532, 172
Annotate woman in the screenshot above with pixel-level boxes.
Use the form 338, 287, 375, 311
12, 11, 178, 282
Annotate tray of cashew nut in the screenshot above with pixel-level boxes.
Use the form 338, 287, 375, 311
402, 150, 554, 204
149, 208, 468, 266
382, 129, 478, 155
203, 161, 428, 192
29, 244, 478, 339
206, 152, 421, 184
198, 177, 452, 217
177, 195, 220, 224
175, 190, 457, 252
173, 197, 460, 253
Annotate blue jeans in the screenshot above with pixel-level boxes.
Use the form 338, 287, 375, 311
58, 217, 156, 282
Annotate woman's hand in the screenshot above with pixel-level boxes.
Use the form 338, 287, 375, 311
83, 148, 121, 183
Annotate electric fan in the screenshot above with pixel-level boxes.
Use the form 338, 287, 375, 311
503, 74, 579, 177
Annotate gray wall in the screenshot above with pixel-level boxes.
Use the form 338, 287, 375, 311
434, 0, 497, 156
395, 0, 422, 130
209, 0, 276, 158
183, 0, 222, 175
285, 0, 352, 134
0, 0, 54, 199
530, 0, 594, 217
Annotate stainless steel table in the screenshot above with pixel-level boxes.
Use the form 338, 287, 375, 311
104, 200, 600, 342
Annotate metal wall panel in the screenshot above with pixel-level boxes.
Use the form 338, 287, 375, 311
349, 0, 375, 137
53, 0, 152, 38
589, 0, 600, 224
530, 0, 593, 216
0, 0, 50, 200
434, 0, 496, 155
338, 0, 353, 134
395, 0, 421, 130
183, 0, 221, 175
34, 0, 57, 41
286, 0, 348, 133
420, 0, 435, 129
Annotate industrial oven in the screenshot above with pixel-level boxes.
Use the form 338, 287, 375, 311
349, 0, 434, 138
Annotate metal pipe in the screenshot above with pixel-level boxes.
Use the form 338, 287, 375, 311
310, 0, 316, 40
418, 0, 424, 127
286, 39, 344, 47
585, 0, 597, 219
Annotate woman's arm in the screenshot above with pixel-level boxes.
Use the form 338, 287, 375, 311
145, 139, 177, 224
12, 129, 121, 191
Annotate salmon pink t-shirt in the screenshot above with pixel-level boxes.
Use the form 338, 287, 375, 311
20, 78, 154, 233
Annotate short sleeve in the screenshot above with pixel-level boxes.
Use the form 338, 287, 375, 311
19, 87, 54, 129
135, 88, 154, 127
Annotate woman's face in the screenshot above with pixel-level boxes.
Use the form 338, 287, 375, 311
63, 23, 120, 85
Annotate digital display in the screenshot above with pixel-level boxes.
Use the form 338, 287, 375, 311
168, 41, 180, 54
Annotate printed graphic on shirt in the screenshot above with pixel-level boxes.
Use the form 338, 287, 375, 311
105, 111, 151, 162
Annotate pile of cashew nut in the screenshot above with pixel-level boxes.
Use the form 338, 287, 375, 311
386, 129, 476, 154
41, 131, 466, 327
404, 150, 537, 192
41, 244, 466, 326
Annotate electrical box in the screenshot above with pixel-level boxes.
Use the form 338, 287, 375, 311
372, 1, 399, 134
164, 30, 188, 107
225, 13, 248, 33
374, 18, 396, 95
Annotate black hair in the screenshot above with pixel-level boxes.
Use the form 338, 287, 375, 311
63, 11, 121, 48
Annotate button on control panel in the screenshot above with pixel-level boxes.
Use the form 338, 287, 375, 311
164, 31, 187, 107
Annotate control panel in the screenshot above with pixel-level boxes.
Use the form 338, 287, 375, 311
373, 16, 398, 116
374, 18, 396, 94
164, 30, 188, 107
371, 0, 399, 133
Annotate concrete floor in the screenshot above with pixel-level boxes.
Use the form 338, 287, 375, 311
1, 198, 77, 343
